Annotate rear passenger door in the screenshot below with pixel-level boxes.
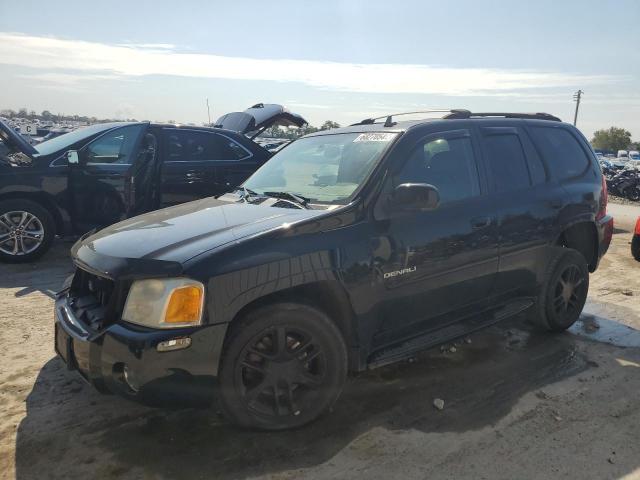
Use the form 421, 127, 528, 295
478, 125, 561, 298
159, 129, 256, 207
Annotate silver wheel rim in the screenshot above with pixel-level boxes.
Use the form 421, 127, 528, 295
0, 210, 45, 256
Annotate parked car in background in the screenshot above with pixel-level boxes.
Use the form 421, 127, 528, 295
617, 150, 629, 159
0, 103, 306, 262
629, 150, 640, 162
32, 127, 73, 145
54, 110, 613, 429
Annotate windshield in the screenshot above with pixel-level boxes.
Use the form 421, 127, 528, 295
243, 132, 397, 204
34, 123, 131, 156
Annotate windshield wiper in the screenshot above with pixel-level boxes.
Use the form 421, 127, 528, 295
263, 191, 310, 209
236, 186, 260, 203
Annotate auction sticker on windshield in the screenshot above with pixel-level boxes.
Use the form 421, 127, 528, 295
353, 133, 397, 142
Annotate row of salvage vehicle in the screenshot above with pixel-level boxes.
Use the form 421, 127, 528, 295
0, 103, 306, 262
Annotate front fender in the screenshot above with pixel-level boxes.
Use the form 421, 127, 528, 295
206, 250, 341, 325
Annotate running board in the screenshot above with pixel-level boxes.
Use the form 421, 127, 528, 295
368, 298, 534, 369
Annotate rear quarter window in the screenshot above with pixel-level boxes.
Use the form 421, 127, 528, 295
0, 138, 9, 158
529, 126, 590, 180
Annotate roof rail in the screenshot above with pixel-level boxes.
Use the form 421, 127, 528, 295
351, 109, 560, 127
443, 111, 561, 122
351, 109, 470, 127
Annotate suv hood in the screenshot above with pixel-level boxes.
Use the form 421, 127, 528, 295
0, 118, 37, 157
215, 103, 307, 138
72, 197, 325, 275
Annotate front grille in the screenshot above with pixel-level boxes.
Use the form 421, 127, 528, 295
68, 269, 118, 331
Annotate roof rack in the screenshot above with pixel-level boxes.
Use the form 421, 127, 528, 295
352, 109, 470, 127
443, 111, 561, 122
351, 109, 560, 127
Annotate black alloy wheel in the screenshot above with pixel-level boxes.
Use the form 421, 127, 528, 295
534, 248, 589, 332
237, 325, 326, 418
218, 303, 347, 430
551, 264, 587, 321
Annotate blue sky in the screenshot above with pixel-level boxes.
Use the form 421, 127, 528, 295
0, 0, 639, 139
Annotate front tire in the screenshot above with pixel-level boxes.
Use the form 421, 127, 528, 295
0, 199, 55, 263
218, 303, 347, 430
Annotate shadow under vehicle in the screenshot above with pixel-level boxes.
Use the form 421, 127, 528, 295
0, 103, 306, 262
53, 109, 613, 430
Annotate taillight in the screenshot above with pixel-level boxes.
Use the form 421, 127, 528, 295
635, 217, 640, 236
597, 174, 607, 220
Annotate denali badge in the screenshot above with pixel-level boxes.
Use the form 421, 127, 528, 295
384, 266, 417, 279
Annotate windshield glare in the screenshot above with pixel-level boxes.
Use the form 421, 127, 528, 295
34, 123, 131, 156
243, 132, 397, 204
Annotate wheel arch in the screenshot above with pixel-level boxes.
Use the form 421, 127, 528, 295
0, 191, 67, 236
555, 221, 599, 272
222, 279, 358, 369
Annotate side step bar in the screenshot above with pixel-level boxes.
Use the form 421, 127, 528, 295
368, 298, 534, 369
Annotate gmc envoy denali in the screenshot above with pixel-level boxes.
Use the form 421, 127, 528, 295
54, 110, 613, 430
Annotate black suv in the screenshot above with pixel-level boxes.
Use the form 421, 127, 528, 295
0, 104, 306, 262
54, 110, 613, 430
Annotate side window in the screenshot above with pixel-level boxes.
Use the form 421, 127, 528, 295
397, 134, 481, 204
214, 135, 251, 160
167, 130, 250, 161
85, 125, 144, 165
483, 133, 531, 192
529, 127, 590, 180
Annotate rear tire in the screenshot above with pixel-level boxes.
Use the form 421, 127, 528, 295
0, 199, 55, 263
218, 303, 347, 430
532, 247, 589, 332
632, 235, 640, 261
624, 187, 640, 202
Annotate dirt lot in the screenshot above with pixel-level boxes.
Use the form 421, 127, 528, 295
1, 202, 640, 480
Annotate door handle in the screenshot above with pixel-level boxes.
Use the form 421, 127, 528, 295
471, 216, 492, 230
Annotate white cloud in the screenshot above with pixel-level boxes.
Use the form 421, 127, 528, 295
0, 32, 620, 96
117, 43, 177, 50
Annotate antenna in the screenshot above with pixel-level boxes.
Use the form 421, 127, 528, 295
206, 98, 211, 125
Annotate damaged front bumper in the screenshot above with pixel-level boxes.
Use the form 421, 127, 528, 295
54, 289, 227, 405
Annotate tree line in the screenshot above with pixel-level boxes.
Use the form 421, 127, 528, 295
0, 108, 139, 124
0, 108, 342, 136
261, 120, 341, 139
591, 127, 639, 152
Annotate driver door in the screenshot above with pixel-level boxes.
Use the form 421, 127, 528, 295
70, 124, 146, 233
371, 128, 499, 346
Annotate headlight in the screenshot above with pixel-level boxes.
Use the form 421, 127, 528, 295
122, 278, 205, 329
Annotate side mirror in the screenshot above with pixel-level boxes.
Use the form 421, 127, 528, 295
66, 150, 79, 165
392, 183, 440, 211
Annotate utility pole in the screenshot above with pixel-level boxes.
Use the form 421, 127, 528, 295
206, 98, 211, 125
573, 90, 583, 126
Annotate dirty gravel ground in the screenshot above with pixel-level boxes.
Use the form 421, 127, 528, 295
1, 202, 640, 480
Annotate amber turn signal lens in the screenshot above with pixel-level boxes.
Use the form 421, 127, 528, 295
164, 285, 203, 324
